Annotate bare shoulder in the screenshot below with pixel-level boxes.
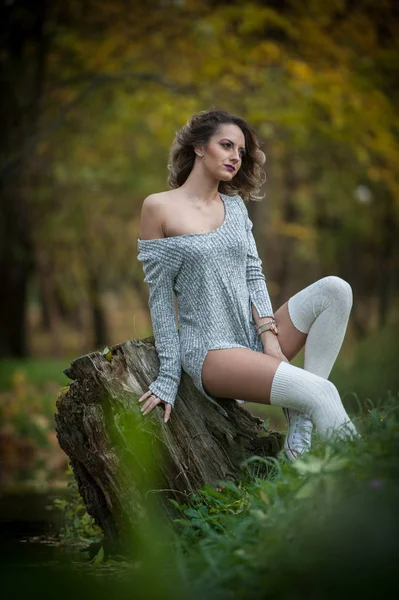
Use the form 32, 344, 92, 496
139, 191, 176, 240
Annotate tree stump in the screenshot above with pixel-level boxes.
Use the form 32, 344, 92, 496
55, 337, 283, 551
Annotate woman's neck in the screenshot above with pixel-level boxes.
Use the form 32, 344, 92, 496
180, 165, 220, 205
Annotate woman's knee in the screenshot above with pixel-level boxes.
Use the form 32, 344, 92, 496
288, 276, 353, 332
319, 276, 353, 311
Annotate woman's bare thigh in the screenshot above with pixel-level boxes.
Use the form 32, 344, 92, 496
202, 348, 282, 405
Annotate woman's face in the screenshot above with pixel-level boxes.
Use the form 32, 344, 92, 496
200, 123, 246, 181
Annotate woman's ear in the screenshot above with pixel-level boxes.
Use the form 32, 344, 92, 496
194, 146, 205, 157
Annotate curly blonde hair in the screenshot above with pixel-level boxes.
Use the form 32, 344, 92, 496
167, 109, 266, 201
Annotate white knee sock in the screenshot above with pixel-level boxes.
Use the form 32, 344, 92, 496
270, 361, 359, 441
288, 276, 353, 379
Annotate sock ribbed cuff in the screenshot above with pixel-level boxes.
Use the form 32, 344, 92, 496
270, 361, 359, 442
287, 296, 310, 334
270, 361, 293, 403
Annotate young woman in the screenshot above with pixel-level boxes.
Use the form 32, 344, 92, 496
137, 109, 359, 461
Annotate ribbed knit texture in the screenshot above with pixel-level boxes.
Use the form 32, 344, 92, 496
288, 276, 353, 378
137, 193, 273, 407
270, 361, 359, 441
283, 275, 354, 454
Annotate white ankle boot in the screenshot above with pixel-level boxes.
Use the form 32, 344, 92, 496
283, 408, 313, 462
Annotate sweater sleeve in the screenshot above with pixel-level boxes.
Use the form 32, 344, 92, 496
236, 196, 274, 319
137, 240, 182, 407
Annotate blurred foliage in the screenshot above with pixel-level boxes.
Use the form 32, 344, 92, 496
0, 360, 69, 489
2, 390, 398, 600
332, 323, 399, 411
2, 0, 398, 354
52, 465, 103, 544
0, 358, 69, 392
166, 391, 399, 600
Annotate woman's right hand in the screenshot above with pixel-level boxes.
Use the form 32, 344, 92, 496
261, 331, 290, 364
138, 389, 172, 423
265, 346, 290, 364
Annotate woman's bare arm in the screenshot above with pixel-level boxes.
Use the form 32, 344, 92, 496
139, 195, 166, 240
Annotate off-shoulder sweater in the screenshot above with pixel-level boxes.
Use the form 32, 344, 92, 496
137, 193, 274, 409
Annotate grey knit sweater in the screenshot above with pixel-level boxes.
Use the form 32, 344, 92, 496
137, 193, 274, 408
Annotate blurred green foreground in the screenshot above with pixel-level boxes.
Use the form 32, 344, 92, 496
0, 380, 398, 600
0, 322, 398, 599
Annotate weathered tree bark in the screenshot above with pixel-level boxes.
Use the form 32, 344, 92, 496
55, 337, 283, 552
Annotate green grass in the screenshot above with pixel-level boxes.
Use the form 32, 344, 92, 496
42, 389, 399, 600
1, 386, 398, 599
166, 392, 399, 599
0, 357, 71, 392
332, 326, 399, 411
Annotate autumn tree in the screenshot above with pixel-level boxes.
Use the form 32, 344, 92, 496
1, 0, 398, 356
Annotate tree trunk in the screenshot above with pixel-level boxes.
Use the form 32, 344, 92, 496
377, 199, 397, 329
0, 0, 49, 357
87, 270, 108, 349
55, 337, 283, 552
276, 154, 302, 308
0, 182, 33, 356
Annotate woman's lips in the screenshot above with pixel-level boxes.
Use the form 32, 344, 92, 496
224, 165, 235, 172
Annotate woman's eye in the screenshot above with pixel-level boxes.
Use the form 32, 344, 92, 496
221, 142, 245, 158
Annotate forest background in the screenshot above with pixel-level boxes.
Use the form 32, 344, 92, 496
1, 0, 398, 495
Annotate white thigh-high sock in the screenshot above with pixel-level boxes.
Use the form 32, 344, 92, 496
288, 276, 353, 379
283, 276, 354, 443
270, 361, 359, 441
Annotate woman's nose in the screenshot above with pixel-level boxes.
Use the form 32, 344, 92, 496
230, 150, 240, 162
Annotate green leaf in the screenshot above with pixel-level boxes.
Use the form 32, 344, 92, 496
169, 499, 188, 512
292, 456, 324, 474
183, 508, 199, 519
102, 346, 113, 361
295, 479, 318, 499
249, 509, 267, 520
324, 457, 350, 473
92, 546, 104, 565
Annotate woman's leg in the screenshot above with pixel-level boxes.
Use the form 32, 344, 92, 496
285, 276, 353, 379
274, 276, 355, 457
202, 347, 358, 441
269, 361, 358, 441
202, 348, 282, 405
